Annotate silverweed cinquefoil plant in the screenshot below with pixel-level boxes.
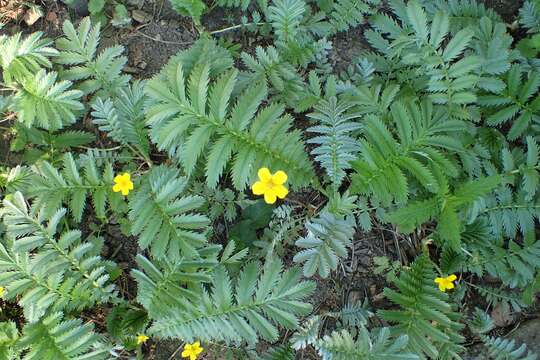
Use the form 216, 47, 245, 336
1, 1, 540, 359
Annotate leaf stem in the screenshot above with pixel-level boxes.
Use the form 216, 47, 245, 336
209, 22, 266, 35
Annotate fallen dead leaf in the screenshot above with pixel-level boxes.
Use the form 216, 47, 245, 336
132, 10, 152, 23
23, 5, 43, 26
491, 302, 515, 327
46, 10, 58, 24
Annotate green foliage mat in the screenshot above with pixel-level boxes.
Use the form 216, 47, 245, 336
1, 0, 540, 359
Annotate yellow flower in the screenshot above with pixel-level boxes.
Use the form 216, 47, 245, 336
182, 341, 203, 360
0, 287, 4, 298
136, 334, 149, 345
252, 168, 288, 204
112, 173, 134, 196
434, 274, 457, 292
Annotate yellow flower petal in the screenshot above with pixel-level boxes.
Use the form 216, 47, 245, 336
264, 190, 277, 204
136, 334, 149, 345
113, 173, 134, 196
258, 167, 272, 182
182, 342, 203, 360
272, 170, 288, 185
435, 274, 457, 292
252, 181, 268, 195
273, 184, 288, 199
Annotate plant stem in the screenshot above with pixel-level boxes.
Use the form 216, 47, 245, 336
125, 144, 153, 168
209, 22, 266, 35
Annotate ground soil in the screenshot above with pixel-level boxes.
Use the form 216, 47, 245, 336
1, 0, 538, 359
482, 0, 524, 22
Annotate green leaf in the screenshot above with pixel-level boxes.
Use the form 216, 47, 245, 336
205, 137, 235, 188
19, 312, 110, 360
379, 255, 464, 358
51, 130, 95, 149
148, 258, 314, 344
88, 0, 105, 13
112, 4, 131, 27
55, 17, 130, 97
443, 28, 473, 62
526, 136, 539, 167
437, 206, 461, 249
294, 212, 355, 278
14, 70, 83, 130
28, 152, 114, 222
146, 50, 314, 190
169, 0, 207, 25
387, 197, 439, 233
0, 31, 57, 83
429, 11, 449, 48
128, 165, 209, 260
1, 193, 116, 320
452, 175, 501, 206
407, 0, 428, 41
